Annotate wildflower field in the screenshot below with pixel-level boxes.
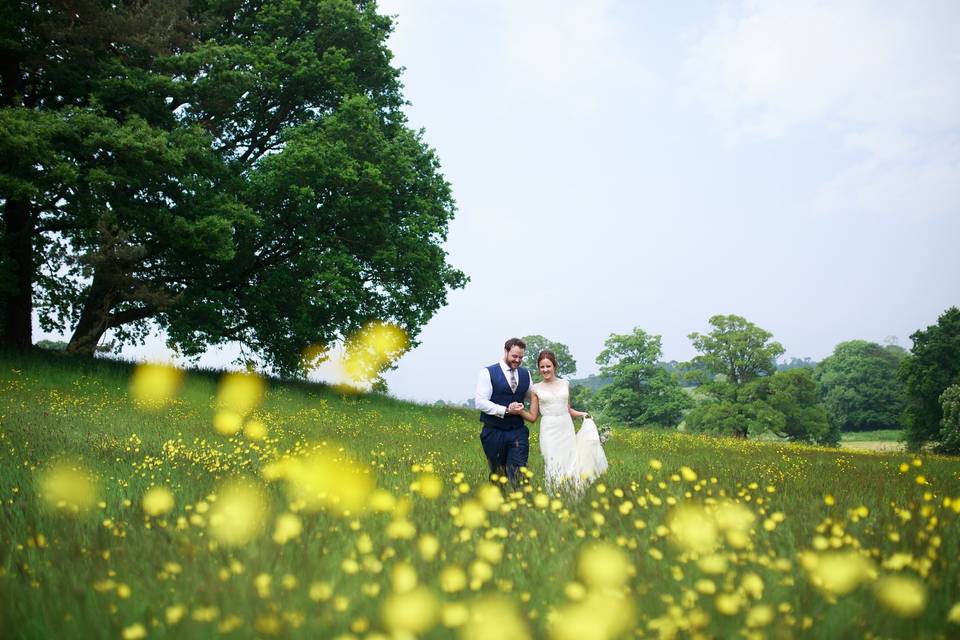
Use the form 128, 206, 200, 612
1, 352, 959, 639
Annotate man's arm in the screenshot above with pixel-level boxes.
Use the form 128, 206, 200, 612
475, 368, 506, 418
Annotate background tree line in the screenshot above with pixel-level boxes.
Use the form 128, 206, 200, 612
1, 0, 466, 378
523, 306, 960, 454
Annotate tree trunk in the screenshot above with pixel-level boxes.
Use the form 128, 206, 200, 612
65, 266, 120, 357
1, 198, 33, 349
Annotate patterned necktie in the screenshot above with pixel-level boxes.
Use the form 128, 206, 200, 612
509, 368, 518, 393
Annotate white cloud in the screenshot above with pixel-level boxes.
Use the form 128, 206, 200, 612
814, 134, 960, 218
687, 0, 960, 134
686, 0, 960, 218
496, 0, 653, 113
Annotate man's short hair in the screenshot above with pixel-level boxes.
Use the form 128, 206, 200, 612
504, 337, 526, 352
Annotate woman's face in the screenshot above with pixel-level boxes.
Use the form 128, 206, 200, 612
539, 358, 555, 380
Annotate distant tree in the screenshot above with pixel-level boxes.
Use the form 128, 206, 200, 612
567, 374, 613, 392
937, 384, 960, 455
35, 339, 67, 351
684, 395, 782, 439
685, 368, 835, 444
659, 359, 709, 387
766, 369, 837, 444
688, 315, 785, 388
814, 340, 905, 433
900, 307, 960, 451
520, 335, 576, 382
594, 327, 689, 427
568, 384, 595, 414
684, 315, 832, 441
777, 357, 817, 371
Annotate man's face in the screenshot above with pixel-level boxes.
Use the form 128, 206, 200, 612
504, 346, 524, 370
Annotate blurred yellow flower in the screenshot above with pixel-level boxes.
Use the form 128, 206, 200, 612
342, 322, 409, 383
130, 362, 183, 409
440, 566, 468, 593
418, 534, 440, 561
213, 410, 243, 436
477, 485, 504, 511
578, 543, 631, 589
208, 480, 269, 546
165, 604, 186, 625
309, 582, 333, 602
476, 540, 504, 564
549, 592, 634, 640
668, 503, 718, 553
715, 592, 743, 616
470, 559, 493, 584
746, 604, 774, 627
244, 419, 267, 440
121, 623, 147, 640
741, 572, 764, 599
387, 518, 417, 539
254, 573, 272, 598
415, 472, 444, 499
272, 513, 303, 544
680, 466, 698, 482
267, 446, 374, 516
391, 562, 418, 594
563, 581, 587, 601
442, 602, 470, 627
382, 586, 439, 634
802, 550, 874, 596
713, 501, 755, 548
461, 597, 530, 640
38, 461, 98, 513
873, 575, 927, 618
697, 554, 728, 575
368, 489, 396, 512
460, 500, 487, 529
217, 372, 265, 419
947, 602, 960, 624
695, 579, 717, 594
142, 486, 175, 516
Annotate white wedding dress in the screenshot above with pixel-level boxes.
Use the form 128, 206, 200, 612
534, 379, 608, 493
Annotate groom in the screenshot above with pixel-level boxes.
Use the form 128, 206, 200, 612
474, 337, 531, 487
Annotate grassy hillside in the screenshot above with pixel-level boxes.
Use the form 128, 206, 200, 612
1, 349, 958, 639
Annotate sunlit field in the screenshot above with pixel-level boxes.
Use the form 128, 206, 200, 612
2, 351, 959, 639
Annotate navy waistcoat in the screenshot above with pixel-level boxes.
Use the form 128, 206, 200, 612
480, 364, 530, 430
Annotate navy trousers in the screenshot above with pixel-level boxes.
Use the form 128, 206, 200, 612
479, 424, 529, 486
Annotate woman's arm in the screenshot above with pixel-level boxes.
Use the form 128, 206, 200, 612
568, 405, 589, 419
521, 391, 540, 423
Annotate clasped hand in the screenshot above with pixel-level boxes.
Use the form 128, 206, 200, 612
506, 401, 525, 415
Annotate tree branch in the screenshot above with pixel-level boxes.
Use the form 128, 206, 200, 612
107, 305, 159, 328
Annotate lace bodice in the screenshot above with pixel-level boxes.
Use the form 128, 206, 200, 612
535, 380, 569, 417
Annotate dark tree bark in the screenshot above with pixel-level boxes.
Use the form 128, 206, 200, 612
0, 43, 33, 349
1, 198, 33, 349
65, 264, 120, 356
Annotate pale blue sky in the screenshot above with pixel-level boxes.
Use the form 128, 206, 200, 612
35, 1, 960, 404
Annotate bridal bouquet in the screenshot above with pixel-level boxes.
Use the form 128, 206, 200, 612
596, 420, 612, 444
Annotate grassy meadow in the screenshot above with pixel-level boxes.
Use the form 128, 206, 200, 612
1, 350, 959, 639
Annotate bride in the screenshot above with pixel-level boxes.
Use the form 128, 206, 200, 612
521, 350, 608, 492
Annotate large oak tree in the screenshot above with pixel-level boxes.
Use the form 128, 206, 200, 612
1, 0, 466, 374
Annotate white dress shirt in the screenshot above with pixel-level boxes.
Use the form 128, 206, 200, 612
475, 360, 532, 418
